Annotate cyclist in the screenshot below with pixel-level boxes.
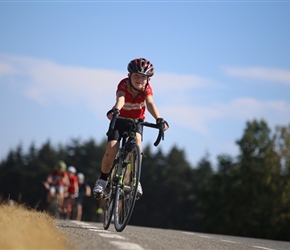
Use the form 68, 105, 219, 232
93, 58, 169, 199
75, 172, 91, 221
63, 166, 79, 219
44, 160, 69, 213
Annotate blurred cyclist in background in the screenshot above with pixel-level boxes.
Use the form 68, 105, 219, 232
74, 172, 91, 221
43, 160, 69, 214
63, 166, 79, 219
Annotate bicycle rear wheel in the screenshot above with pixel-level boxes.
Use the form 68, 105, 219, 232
114, 144, 141, 232
103, 165, 117, 230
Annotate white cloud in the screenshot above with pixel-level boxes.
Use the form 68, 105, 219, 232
160, 105, 220, 136
153, 72, 215, 91
0, 54, 124, 113
215, 98, 290, 126
0, 62, 15, 75
223, 66, 290, 85
25, 63, 123, 108
1, 54, 290, 137
160, 98, 290, 136
0, 54, 215, 116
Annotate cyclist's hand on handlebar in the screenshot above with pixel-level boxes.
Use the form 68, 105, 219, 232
106, 108, 119, 120
156, 118, 169, 131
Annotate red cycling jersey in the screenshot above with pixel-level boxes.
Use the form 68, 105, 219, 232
49, 170, 68, 186
68, 174, 78, 193
117, 78, 153, 120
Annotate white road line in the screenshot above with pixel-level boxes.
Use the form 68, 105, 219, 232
89, 229, 111, 233
81, 225, 100, 229
182, 231, 277, 250
70, 221, 100, 230
70, 220, 144, 250
183, 232, 211, 238
110, 241, 144, 250
72, 221, 99, 230
72, 221, 91, 226
183, 232, 195, 235
220, 240, 237, 244
197, 235, 212, 238
98, 233, 125, 239
252, 246, 276, 250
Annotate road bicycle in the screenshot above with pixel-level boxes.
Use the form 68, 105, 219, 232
101, 111, 165, 232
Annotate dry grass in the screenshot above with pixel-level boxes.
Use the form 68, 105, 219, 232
0, 203, 72, 249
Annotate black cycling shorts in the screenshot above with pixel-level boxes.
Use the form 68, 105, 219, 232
107, 119, 143, 142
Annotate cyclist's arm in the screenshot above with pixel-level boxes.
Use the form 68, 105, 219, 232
74, 177, 79, 194
63, 173, 70, 188
46, 175, 53, 184
115, 91, 125, 110
146, 95, 161, 120
146, 95, 169, 131
85, 184, 91, 196
107, 91, 125, 120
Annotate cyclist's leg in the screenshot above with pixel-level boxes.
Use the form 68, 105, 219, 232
102, 140, 119, 174
47, 186, 55, 206
48, 186, 56, 202
103, 126, 122, 174
135, 132, 143, 197
58, 185, 65, 212
66, 193, 74, 219
94, 140, 119, 196
62, 191, 69, 217
136, 132, 142, 152
76, 203, 82, 221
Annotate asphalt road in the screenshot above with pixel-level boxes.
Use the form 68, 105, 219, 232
56, 220, 290, 250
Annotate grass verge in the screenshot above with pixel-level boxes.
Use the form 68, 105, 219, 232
0, 203, 72, 249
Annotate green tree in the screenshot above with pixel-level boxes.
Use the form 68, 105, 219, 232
272, 124, 290, 239
234, 119, 282, 238
0, 145, 25, 202
191, 154, 214, 232
200, 154, 238, 233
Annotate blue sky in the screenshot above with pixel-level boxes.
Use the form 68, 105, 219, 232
1, 1, 290, 168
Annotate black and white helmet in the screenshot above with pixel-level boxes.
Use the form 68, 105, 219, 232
127, 58, 154, 77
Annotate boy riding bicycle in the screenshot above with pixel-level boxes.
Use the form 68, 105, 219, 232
93, 58, 169, 199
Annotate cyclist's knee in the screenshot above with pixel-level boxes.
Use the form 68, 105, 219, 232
108, 140, 119, 148
105, 141, 118, 157
136, 133, 142, 149
49, 186, 56, 196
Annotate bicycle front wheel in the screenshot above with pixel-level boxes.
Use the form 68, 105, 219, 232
49, 192, 60, 219
103, 165, 117, 230
114, 144, 141, 232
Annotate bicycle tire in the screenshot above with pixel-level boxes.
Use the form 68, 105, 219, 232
114, 144, 141, 232
49, 192, 60, 218
103, 165, 117, 230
